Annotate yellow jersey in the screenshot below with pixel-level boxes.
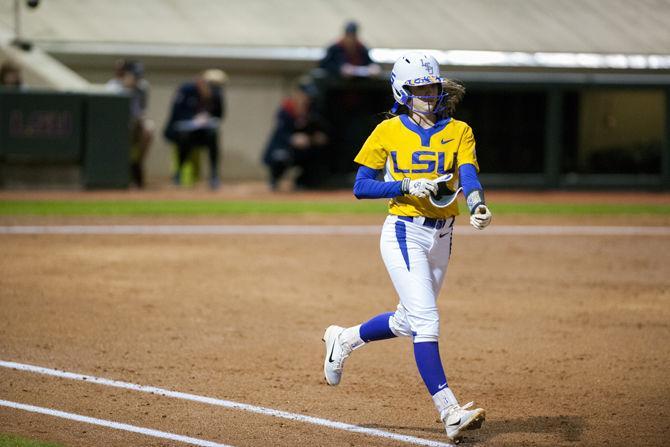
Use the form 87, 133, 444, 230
354, 115, 479, 218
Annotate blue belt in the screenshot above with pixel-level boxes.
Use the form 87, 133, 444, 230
397, 215, 449, 230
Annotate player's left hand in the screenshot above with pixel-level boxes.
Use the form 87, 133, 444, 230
470, 205, 492, 230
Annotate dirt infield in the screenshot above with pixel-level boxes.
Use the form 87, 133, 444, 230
1, 194, 669, 446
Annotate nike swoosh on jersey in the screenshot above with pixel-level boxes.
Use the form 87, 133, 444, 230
441, 138, 454, 144
439, 232, 449, 238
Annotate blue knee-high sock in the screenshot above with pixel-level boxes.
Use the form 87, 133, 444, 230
413, 342, 448, 395
359, 312, 397, 342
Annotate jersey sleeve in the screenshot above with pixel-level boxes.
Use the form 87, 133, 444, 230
354, 126, 387, 170
456, 125, 480, 172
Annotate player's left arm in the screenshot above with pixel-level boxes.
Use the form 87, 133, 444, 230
459, 164, 491, 229
457, 126, 492, 230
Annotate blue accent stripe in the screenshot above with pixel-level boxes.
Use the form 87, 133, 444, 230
459, 163, 483, 198
448, 217, 455, 256
353, 165, 403, 199
399, 114, 451, 147
395, 220, 410, 271
414, 342, 448, 395
360, 312, 397, 342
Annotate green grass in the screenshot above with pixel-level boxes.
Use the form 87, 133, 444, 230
485, 202, 670, 215
0, 200, 387, 216
0, 200, 668, 216
0, 434, 64, 447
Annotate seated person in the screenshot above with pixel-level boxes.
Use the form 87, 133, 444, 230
262, 79, 330, 191
164, 69, 227, 189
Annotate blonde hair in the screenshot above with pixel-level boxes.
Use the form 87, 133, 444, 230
202, 69, 228, 86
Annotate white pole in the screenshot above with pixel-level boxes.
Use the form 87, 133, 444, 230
14, 0, 21, 41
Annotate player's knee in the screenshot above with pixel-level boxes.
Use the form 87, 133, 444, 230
413, 333, 439, 343
391, 307, 441, 340
389, 313, 412, 337
409, 316, 440, 343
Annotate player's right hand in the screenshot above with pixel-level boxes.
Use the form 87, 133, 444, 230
403, 178, 437, 198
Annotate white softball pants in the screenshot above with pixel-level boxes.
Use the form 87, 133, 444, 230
380, 214, 454, 343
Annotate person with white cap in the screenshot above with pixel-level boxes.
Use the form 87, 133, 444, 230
164, 69, 228, 189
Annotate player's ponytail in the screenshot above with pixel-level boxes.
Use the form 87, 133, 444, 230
441, 79, 465, 118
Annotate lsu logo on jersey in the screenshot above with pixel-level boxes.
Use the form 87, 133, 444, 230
390, 150, 457, 175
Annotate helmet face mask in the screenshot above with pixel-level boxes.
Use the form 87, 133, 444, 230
391, 52, 449, 115
407, 84, 447, 115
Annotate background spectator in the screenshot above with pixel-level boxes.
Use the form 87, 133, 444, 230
106, 59, 154, 188
319, 21, 380, 78
262, 78, 330, 191
0, 61, 24, 88
315, 22, 384, 181
164, 69, 227, 189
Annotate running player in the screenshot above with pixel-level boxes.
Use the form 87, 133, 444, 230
322, 51, 492, 442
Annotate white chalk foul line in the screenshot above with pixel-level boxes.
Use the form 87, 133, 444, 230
0, 224, 668, 236
0, 399, 233, 447
0, 360, 455, 447
0, 224, 377, 235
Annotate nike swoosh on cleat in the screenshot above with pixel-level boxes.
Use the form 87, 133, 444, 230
441, 138, 454, 144
328, 339, 337, 363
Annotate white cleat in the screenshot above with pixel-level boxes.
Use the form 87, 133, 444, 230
322, 325, 350, 386
441, 402, 486, 442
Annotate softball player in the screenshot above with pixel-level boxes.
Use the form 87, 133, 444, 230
323, 51, 491, 442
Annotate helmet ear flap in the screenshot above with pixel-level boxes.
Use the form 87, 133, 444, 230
392, 84, 410, 105
399, 87, 409, 104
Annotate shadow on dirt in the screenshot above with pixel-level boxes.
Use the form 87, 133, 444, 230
476, 415, 585, 443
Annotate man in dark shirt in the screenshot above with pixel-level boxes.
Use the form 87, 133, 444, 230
319, 21, 381, 78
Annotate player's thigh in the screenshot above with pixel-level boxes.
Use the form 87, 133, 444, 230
380, 217, 432, 272
429, 229, 453, 296
382, 261, 440, 338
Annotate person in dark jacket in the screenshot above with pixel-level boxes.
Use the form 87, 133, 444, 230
262, 80, 330, 191
319, 21, 380, 78
164, 69, 227, 189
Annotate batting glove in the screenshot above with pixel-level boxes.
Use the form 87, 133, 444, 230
401, 178, 437, 198
470, 204, 492, 230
